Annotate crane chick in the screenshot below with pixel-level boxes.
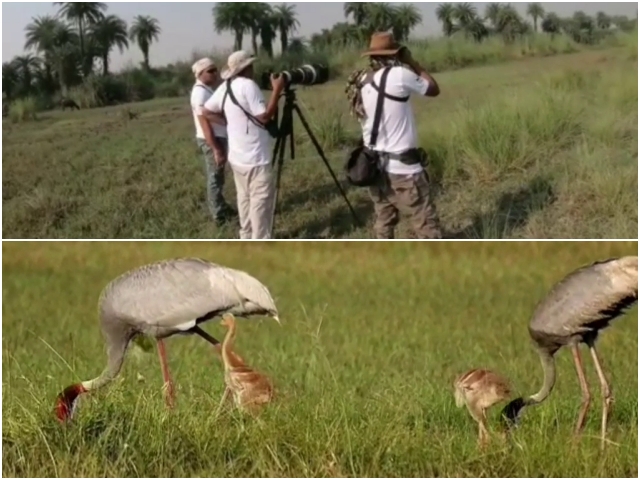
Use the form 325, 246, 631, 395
218, 313, 274, 415
454, 368, 512, 447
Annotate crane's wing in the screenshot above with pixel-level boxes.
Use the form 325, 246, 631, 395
530, 256, 638, 337
100, 258, 279, 332
100, 259, 254, 331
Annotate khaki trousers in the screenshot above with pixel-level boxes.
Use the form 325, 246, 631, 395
368, 170, 443, 240
230, 163, 275, 239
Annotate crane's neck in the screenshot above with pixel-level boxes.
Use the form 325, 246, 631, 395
56, 330, 132, 422
82, 332, 132, 391
501, 346, 556, 428
526, 347, 556, 405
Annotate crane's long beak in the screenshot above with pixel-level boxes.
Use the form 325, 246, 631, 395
273, 314, 281, 325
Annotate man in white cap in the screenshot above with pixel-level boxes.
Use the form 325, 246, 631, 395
190, 57, 236, 226
203, 50, 285, 240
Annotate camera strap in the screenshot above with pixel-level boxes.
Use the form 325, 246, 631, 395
223, 79, 267, 131
368, 66, 393, 149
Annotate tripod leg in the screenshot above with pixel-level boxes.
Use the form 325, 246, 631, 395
270, 132, 289, 237
293, 104, 361, 228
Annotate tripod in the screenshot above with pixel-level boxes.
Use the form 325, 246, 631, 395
269, 86, 361, 237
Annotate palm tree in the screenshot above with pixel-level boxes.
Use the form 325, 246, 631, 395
129, 15, 161, 70
366, 3, 396, 33
213, 2, 252, 51
344, 2, 372, 26
541, 12, 562, 36
452, 3, 478, 29
391, 3, 422, 42
11, 55, 42, 95
24, 15, 64, 88
436, 3, 456, 37
465, 16, 490, 42
245, 3, 272, 56
526, 3, 545, 32
54, 2, 106, 74
88, 14, 128, 75
596, 11, 611, 30
259, 12, 279, 58
496, 4, 524, 43
3, 62, 20, 100
273, 3, 300, 54
484, 3, 503, 30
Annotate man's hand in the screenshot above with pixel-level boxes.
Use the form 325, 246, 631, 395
211, 145, 227, 167
400, 47, 421, 71
270, 73, 286, 94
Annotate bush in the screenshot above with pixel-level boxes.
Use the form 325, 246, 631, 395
120, 69, 156, 102
68, 75, 129, 108
8, 97, 38, 123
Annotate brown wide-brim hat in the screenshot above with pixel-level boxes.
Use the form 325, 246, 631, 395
361, 32, 404, 57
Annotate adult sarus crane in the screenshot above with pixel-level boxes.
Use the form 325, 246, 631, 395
502, 256, 637, 449
54, 257, 280, 422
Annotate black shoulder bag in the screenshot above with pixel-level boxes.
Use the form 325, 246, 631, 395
344, 67, 392, 188
223, 79, 280, 138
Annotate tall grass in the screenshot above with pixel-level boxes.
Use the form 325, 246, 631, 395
2, 241, 638, 477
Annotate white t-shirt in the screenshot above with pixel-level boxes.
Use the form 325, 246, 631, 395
203, 77, 272, 168
190, 80, 227, 139
360, 66, 430, 176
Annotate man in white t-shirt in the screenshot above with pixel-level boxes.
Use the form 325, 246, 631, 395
355, 33, 443, 239
190, 57, 236, 226
203, 50, 285, 239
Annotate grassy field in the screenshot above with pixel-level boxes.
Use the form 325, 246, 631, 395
2, 241, 638, 477
2, 44, 637, 239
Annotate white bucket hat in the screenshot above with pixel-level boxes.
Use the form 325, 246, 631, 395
221, 50, 257, 80
192, 57, 216, 79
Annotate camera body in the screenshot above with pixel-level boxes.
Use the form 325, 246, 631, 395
260, 64, 330, 90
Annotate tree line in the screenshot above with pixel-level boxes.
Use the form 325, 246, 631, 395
3, 2, 160, 101
3, 2, 637, 106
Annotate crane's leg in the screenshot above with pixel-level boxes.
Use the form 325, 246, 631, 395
587, 341, 613, 451
156, 339, 175, 409
571, 344, 591, 436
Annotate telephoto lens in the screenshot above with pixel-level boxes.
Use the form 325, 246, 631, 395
260, 64, 330, 90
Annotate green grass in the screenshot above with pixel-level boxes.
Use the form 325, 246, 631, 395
2, 47, 637, 239
2, 241, 637, 477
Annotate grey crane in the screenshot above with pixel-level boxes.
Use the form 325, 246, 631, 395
54, 257, 280, 422
501, 256, 637, 449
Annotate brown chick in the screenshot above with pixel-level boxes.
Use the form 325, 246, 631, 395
218, 314, 274, 416
454, 368, 512, 447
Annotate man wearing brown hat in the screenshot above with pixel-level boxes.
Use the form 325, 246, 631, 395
349, 32, 443, 239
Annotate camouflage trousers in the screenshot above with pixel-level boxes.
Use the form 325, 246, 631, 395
368, 169, 443, 240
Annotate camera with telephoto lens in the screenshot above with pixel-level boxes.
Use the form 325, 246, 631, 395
260, 63, 330, 90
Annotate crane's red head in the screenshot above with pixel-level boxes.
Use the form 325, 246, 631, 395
55, 384, 86, 422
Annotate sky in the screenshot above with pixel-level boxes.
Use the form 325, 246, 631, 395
2, 2, 637, 70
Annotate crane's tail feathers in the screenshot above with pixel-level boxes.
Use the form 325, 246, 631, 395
454, 384, 466, 408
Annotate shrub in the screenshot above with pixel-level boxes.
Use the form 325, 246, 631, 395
120, 69, 156, 102
8, 97, 38, 123
68, 75, 129, 108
